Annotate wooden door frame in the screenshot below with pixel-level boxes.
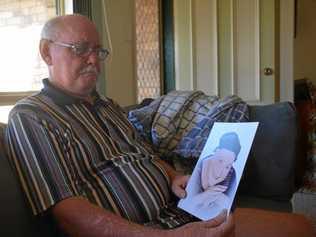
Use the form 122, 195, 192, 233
280, 0, 294, 102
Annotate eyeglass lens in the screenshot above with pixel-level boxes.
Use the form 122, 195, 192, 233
72, 42, 109, 60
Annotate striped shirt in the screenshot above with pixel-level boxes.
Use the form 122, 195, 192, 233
5, 79, 194, 228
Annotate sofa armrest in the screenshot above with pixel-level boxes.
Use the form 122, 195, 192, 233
0, 123, 62, 236
235, 207, 315, 237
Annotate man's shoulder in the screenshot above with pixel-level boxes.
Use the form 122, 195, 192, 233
10, 92, 61, 121
13, 92, 50, 110
15, 91, 43, 103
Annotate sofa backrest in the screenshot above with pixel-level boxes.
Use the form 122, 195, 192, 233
125, 100, 301, 202
0, 124, 62, 237
238, 102, 299, 201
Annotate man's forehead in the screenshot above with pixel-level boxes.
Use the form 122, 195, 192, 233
57, 17, 99, 42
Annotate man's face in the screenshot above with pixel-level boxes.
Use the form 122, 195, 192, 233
49, 18, 101, 98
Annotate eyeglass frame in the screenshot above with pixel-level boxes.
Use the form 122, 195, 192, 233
46, 40, 110, 61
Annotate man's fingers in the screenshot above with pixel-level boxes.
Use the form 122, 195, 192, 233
203, 211, 235, 236
179, 212, 235, 237
217, 214, 235, 237
173, 185, 187, 198
171, 175, 190, 198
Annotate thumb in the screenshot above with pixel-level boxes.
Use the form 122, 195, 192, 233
202, 209, 227, 228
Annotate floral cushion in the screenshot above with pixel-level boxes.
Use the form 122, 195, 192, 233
304, 82, 316, 191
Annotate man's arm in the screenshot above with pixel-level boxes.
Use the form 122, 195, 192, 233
52, 197, 167, 237
52, 197, 235, 237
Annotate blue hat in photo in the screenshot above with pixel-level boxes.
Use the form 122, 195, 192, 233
218, 132, 241, 159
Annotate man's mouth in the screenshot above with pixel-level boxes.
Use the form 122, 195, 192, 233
80, 66, 98, 76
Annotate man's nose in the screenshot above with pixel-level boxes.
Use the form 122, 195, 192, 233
86, 51, 100, 67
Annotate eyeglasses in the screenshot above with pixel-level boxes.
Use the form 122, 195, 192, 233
49, 40, 109, 61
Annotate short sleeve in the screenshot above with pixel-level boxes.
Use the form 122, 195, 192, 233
5, 111, 83, 215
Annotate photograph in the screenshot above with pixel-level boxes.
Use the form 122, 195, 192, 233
178, 122, 258, 221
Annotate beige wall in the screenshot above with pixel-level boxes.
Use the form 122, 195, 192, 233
294, 0, 316, 83
97, 0, 137, 106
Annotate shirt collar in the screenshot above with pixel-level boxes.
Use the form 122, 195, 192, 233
41, 78, 101, 106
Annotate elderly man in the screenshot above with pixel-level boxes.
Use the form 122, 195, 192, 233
5, 14, 234, 237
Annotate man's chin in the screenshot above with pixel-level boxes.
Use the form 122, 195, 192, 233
80, 74, 98, 88
81, 73, 98, 82
76, 80, 96, 95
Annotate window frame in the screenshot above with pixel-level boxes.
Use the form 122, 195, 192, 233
0, 92, 37, 106
0, 0, 72, 107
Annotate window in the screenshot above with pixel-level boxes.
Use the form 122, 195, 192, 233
135, 0, 162, 103
0, 0, 59, 123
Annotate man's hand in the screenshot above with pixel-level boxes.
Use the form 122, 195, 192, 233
171, 175, 190, 198
172, 210, 235, 237
154, 158, 190, 199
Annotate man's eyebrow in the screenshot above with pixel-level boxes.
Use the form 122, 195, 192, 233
73, 41, 102, 47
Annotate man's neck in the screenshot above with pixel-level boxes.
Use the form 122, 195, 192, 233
48, 79, 93, 103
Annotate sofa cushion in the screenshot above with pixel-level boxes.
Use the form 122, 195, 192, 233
0, 123, 63, 236
235, 207, 315, 237
0, 150, 63, 236
0, 122, 6, 155
238, 102, 298, 201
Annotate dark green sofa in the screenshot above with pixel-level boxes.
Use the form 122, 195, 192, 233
0, 102, 309, 236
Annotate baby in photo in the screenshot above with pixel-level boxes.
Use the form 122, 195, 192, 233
192, 132, 240, 213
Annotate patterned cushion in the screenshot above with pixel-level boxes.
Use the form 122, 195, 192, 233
307, 80, 316, 104
128, 91, 248, 159
301, 81, 316, 190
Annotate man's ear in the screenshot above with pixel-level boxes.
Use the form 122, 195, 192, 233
39, 39, 52, 65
